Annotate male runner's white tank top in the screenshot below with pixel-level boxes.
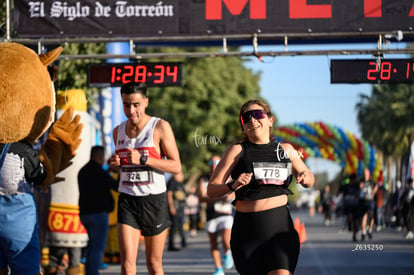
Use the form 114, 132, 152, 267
115, 117, 166, 196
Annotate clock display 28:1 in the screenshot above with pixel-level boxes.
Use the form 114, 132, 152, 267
331, 59, 414, 84
366, 61, 414, 82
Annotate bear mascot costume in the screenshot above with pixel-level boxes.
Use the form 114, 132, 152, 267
0, 42, 83, 274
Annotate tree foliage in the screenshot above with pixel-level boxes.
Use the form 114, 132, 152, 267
1, 0, 7, 38
356, 84, 414, 159
56, 43, 105, 101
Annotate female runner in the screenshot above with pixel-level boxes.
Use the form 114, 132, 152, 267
207, 99, 315, 275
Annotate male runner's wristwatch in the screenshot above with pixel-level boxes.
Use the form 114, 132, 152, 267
140, 155, 148, 165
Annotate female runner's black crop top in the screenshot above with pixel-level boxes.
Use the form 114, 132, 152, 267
231, 141, 294, 202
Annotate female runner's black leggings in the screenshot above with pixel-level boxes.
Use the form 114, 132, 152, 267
230, 205, 300, 275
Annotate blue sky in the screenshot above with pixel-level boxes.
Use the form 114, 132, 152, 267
242, 42, 408, 180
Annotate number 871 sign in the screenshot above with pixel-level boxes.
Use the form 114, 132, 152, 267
48, 203, 87, 234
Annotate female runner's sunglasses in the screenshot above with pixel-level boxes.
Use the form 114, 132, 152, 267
240, 109, 267, 125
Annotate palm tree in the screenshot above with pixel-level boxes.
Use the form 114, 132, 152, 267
356, 83, 414, 184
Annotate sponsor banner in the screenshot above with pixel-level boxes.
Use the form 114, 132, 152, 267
13, 0, 414, 38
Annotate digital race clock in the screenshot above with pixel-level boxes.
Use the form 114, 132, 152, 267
87, 63, 182, 87
331, 59, 414, 84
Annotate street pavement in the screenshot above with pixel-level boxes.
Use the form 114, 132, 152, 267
294, 210, 414, 275
98, 210, 414, 275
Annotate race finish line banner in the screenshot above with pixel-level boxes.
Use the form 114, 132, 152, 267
12, 0, 414, 39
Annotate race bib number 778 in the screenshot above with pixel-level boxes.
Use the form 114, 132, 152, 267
252, 162, 292, 185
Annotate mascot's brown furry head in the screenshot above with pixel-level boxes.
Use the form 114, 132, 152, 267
0, 42, 62, 143
0, 42, 83, 189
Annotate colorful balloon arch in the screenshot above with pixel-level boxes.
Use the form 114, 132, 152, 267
273, 122, 382, 181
